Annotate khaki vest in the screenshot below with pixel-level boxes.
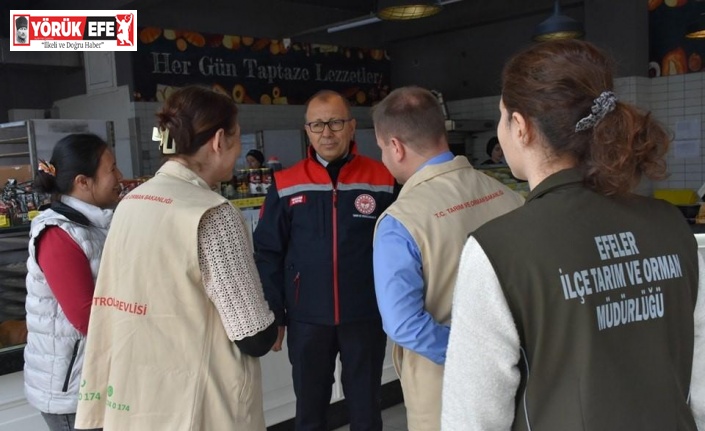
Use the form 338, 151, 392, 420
75, 161, 266, 431
378, 156, 524, 431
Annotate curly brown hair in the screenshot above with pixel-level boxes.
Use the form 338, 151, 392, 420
501, 39, 670, 196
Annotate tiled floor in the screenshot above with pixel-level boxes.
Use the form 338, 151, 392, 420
332, 402, 407, 431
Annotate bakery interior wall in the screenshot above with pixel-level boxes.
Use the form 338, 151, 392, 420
0, 0, 680, 181
128, 0, 648, 100
390, 0, 647, 99
0, 48, 134, 124
0, 1, 646, 120
0, 49, 87, 123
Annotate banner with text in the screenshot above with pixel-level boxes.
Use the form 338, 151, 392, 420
134, 27, 391, 106
10, 10, 137, 51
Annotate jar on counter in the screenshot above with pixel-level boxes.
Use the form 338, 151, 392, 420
235, 169, 249, 196
261, 167, 272, 194
220, 182, 236, 199
248, 168, 262, 195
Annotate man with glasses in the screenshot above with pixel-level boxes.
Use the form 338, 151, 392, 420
254, 90, 397, 431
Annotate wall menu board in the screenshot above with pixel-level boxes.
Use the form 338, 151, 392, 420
649, 0, 705, 77
133, 27, 391, 106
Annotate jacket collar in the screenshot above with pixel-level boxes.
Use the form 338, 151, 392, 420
56, 195, 113, 228
307, 140, 358, 164
401, 156, 472, 197
525, 168, 584, 203
156, 160, 212, 191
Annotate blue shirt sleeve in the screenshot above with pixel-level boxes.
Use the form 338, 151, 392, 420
373, 214, 450, 365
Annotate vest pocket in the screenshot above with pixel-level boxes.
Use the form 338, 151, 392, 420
238, 355, 254, 403
62, 339, 80, 392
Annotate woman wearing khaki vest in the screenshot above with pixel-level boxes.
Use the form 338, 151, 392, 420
75, 85, 277, 431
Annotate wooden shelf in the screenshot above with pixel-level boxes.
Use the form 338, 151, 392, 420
0, 152, 29, 159
0, 137, 28, 145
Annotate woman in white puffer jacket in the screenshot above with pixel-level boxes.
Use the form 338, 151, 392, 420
24, 133, 122, 431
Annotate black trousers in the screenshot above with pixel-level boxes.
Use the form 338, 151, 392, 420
287, 319, 387, 431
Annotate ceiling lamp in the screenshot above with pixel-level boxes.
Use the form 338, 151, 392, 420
686, 13, 705, 39
532, 0, 584, 42
376, 0, 442, 21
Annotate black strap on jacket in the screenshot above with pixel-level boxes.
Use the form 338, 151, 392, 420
50, 201, 91, 226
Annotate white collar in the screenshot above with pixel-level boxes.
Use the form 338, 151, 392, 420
60, 195, 113, 229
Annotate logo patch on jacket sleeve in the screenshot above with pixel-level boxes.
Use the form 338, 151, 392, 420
289, 195, 306, 206
354, 194, 376, 215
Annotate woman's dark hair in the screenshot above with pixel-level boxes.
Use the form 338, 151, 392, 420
246, 149, 264, 165
34, 133, 108, 195
501, 39, 669, 196
156, 85, 238, 156
486, 137, 500, 157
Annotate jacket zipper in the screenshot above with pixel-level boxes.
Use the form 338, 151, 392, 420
294, 272, 301, 305
62, 339, 80, 392
332, 187, 340, 324
520, 347, 533, 431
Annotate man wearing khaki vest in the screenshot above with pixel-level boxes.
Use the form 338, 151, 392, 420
371, 86, 524, 431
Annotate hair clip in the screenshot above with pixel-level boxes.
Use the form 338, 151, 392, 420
38, 160, 56, 177
575, 91, 617, 132
152, 126, 176, 154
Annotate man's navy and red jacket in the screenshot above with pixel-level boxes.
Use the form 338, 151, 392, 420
253, 143, 396, 326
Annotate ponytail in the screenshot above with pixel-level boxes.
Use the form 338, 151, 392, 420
584, 103, 670, 196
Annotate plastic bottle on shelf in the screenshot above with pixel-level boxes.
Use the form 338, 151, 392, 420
265, 156, 283, 172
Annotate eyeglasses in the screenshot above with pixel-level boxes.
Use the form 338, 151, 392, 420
305, 119, 352, 133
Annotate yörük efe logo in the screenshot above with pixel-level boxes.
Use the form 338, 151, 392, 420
10, 10, 137, 51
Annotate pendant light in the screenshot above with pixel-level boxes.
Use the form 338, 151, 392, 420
376, 0, 443, 21
686, 13, 705, 39
532, 0, 585, 42
324, 0, 460, 33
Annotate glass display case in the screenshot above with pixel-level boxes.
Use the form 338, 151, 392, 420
0, 228, 29, 376
476, 164, 530, 197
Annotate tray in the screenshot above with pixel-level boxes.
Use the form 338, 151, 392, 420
0, 288, 25, 304
0, 277, 26, 290
0, 262, 27, 277
0, 302, 25, 321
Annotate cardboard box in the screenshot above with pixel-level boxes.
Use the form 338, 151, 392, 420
0, 164, 33, 186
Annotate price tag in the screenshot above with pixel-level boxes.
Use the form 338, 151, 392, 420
230, 196, 265, 209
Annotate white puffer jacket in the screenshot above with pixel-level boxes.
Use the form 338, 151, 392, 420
24, 195, 112, 414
